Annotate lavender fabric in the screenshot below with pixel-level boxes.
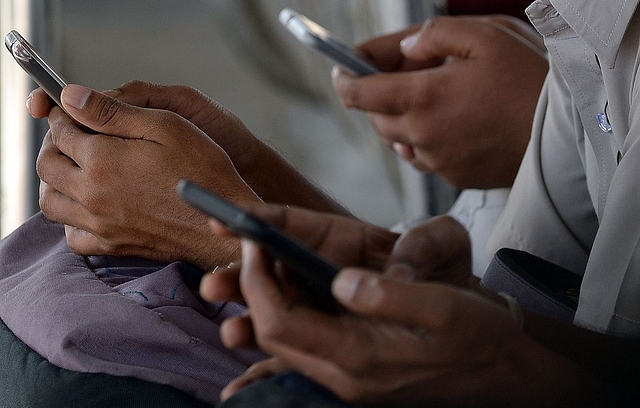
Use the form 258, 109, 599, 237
0, 212, 266, 405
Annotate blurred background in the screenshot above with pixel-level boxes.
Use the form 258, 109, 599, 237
0, 0, 456, 237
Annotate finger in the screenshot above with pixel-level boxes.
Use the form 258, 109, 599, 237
231, 203, 332, 252
60, 84, 186, 141
332, 268, 445, 327
63, 225, 106, 256
46, 104, 112, 172
400, 16, 494, 61
38, 181, 84, 223
36, 128, 80, 175
200, 266, 244, 302
36, 131, 88, 206
384, 225, 439, 282
108, 81, 218, 121
391, 142, 417, 163
220, 314, 256, 349
207, 219, 238, 238
334, 267, 495, 333
105, 81, 238, 142
355, 25, 421, 71
239, 240, 287, 310
366, 112, 410, 145
239, 241, 389, 371
386, 216, 471, 284
220, 358, 290, 401
27, 87, 55, 118
333, 68, 437, 115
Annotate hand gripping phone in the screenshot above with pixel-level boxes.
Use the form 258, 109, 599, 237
5, 30, 67, 108
4, 30, 93, 132
177, 180, 342, 313
279, 8, 379, 76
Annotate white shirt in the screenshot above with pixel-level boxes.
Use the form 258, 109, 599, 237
489, 0, 640, 335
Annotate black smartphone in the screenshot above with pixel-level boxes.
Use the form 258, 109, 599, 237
279, 8, 379, 76
177, 180, 342, 312
4, 30, 93, 132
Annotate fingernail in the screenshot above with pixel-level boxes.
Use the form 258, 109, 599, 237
392, 142, 413, 160
400, 33, 419, 50
331, 65, 340, 79
62, 84, 91, 110
332, 269, 362, 302
392, 142, 404, 155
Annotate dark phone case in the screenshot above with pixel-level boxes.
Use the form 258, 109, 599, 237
481, 248, 581, 321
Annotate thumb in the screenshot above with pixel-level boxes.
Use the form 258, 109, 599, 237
61, 84, 151, 139
400, 17, 482, 61
331, 267, 456, 329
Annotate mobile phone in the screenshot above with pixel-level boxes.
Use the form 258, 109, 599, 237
279, 8, 379, 76
177, 180, 342, 312
4, 30, 93, 132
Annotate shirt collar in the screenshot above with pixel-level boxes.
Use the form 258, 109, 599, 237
526, 0, 639, 68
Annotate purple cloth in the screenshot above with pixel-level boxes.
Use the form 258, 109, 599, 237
0, 212, 266, 405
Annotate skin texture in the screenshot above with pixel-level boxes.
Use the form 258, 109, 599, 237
25, 15, 546, 267
28, 81, 347, 270
200, 204, 606, 406
332, 15, 549, 189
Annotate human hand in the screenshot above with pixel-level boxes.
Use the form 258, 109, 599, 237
219, 240, 593, 406
333, 15, 549, 189
199, 202, 400, 302
384, 215, 472, 284
34, 84, 261, 270
199, 202, 400, 345
28, 81, 262, 179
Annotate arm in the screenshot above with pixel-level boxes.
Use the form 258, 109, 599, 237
332, 15, 548, 189
215, 240, 605, 406
29, 81, 349, 215
202, 205, 636, 406
28, 82, 348, 270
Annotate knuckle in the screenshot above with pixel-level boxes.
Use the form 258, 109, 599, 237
145, 110, 184, 139
121, 79, 150, 91
334, 78, 361, 108
93, 97, 123, 127
422, 15, 447, 36
38, 189, 54, 216
76, 189, 106, 215
408, 77, 438, 113
254, 317, 288, 350
35, 151, 49, 182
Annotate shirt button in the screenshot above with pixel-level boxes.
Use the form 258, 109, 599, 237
597, 112, 612, 133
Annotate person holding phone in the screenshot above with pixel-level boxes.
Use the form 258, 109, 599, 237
198, 0, 640, 405
13, 0, 640, 405
329, 14, 549, 276
200, 203, 633, 406
25, 13, 548, 275
28, 80, 351, 271
331, 14, 548, 190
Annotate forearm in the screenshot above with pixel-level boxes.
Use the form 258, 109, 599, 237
237, 140, 352, 216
